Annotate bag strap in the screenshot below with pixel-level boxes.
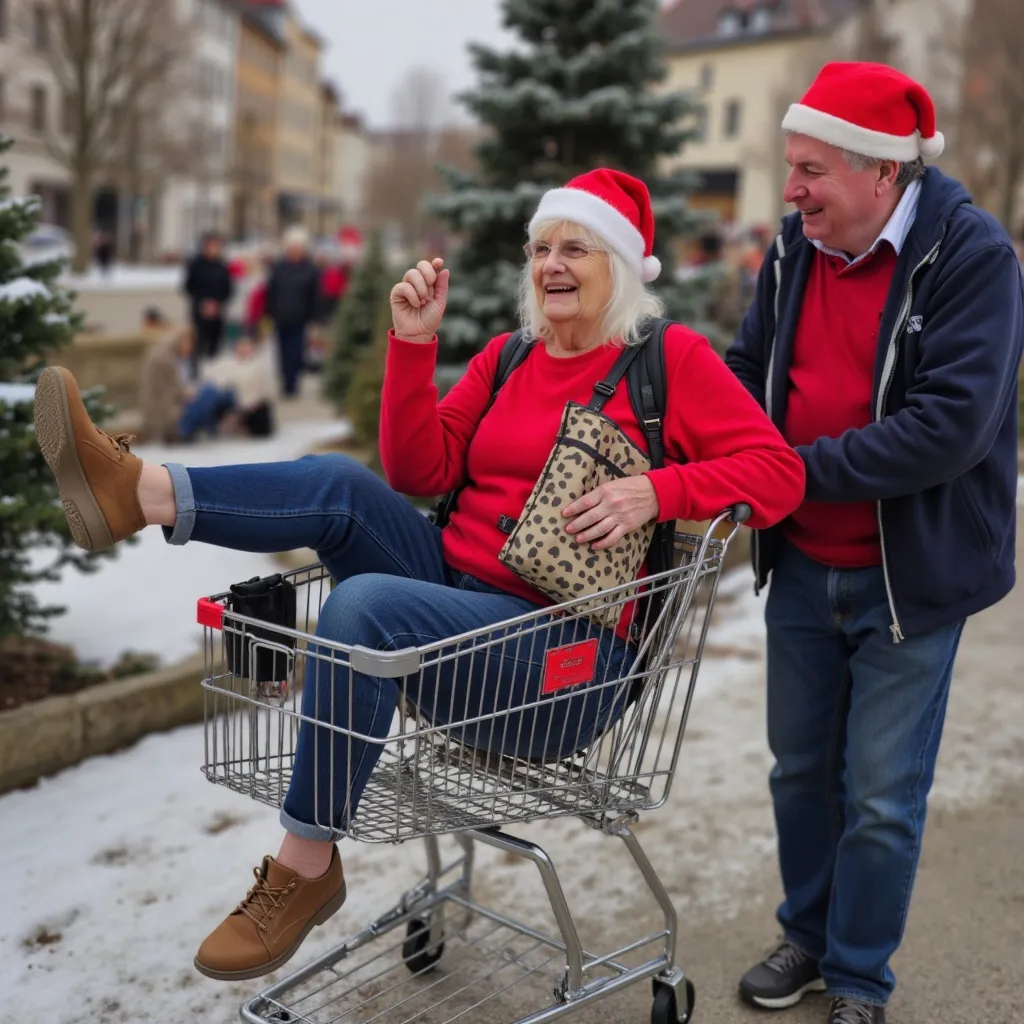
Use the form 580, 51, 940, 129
430, 329, 532, 527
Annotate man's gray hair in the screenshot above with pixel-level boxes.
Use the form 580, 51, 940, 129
840, 150, 926, 187
516, 218, 665, 347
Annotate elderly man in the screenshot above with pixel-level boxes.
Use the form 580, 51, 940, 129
726, 62, 1023, 1024
266, 225, 321, 397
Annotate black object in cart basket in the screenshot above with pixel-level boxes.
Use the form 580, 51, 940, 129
225, 573, 297, 683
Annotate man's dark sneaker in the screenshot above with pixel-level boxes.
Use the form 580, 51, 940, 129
738, 940, 825, 1009
829, 997, 886, 1023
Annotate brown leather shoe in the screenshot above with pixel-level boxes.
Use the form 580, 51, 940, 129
34, 367, 145, 551
194, 847, 347, 981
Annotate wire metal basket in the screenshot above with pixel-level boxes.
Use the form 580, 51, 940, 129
197, 506, 749, 1024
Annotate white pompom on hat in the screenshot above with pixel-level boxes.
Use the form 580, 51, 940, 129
528, 168, 662, 283
781, 61, 945, 161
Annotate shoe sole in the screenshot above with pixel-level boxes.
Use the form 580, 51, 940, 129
34, 368, 114, 552
193, 880, 347, 983
740, 977, 827, 1010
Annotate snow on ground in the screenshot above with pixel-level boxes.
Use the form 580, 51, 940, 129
60, 264, 184, 290
4, 460, 1023, 1022
5, 546, 1024, 1024
29, 418, 349, 668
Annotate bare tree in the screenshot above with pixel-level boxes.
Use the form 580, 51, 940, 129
959, 0, 1024, 233
13, 0, 195, 271
363, 67, 472, 251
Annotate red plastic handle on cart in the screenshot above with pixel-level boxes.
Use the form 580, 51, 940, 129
197, 598, 224, 630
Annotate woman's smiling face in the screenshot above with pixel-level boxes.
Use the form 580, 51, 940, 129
529, 222, 612, 331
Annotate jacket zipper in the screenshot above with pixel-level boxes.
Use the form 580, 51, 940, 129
754, 236, 787, 596
874, 239, 942, 643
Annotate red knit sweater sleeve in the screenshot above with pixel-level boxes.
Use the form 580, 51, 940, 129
379, 330, 510, 496
648, 325, 805, 529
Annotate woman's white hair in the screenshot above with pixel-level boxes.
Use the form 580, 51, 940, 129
516, 218, 665, 347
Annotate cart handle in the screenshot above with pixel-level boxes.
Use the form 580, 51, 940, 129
197, 597, 224, 629
728, 503, 752, 524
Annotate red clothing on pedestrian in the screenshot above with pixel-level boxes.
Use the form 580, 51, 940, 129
246, 281, 267, 334
380, 325, 806, 640
783, 245, 899, 567
321, 264, 348, 299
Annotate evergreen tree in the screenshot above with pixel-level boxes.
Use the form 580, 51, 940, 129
426, 0, 707, 361
321, 229, 390, 413
0, 135, 115, 637
345, 286, 394, 471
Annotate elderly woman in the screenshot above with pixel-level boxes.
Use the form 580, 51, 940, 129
33, 168, 805, 981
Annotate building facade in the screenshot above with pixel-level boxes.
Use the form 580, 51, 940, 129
0, 0, 72, 227
334, 112, 375, 228
232, 7, 282, 242
272, 8, 323, 232
659, 0, 971, 230
157, 0, 241, 257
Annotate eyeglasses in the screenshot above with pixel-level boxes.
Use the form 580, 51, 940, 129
523, 240, 607, 261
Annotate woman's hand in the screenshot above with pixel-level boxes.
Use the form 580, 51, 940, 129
390, 258, 449, 343
562, 476, 660, 550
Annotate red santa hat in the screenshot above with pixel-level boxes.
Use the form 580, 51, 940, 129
528, 168, 662, 283
781, 61, 945, 162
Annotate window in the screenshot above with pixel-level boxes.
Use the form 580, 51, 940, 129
0, 76, 5, 123
31, 84, 47, 132
717, 11, 742, 36
723, 99, 742, 139
692, 104, 708, 144
750, 7, 772, 33
32, 3, 47, 51
0, 0, 7, 39
700, 62, 714, 91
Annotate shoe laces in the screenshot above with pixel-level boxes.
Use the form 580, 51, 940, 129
95, 428, 135, 457
764, 940, 811, 974
237, 866, 297, 932
830, 997, 876, 1024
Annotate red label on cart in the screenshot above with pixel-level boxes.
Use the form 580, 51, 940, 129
542, 638, 599, 694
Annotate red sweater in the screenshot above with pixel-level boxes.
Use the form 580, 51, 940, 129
783, 246, 898, 567
380, 326, 806, 638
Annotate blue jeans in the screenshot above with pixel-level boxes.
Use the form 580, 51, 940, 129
765, 539, 964, 1005
178, 383, 235, 441
276, 325, 305, 396
164, 454, 635, 840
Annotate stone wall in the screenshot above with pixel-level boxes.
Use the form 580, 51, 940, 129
0, 654, 205, 795
55, 333, 151, 413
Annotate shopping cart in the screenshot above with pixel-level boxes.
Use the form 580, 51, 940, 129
197, 505, 750, 1024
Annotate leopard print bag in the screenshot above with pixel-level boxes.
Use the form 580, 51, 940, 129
497, 400, 655, 628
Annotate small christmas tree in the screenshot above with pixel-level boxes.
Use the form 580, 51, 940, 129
345, 286, 394, 471
0, 134, 115, 637
426, 0, 707, 362
321, 229, 391, 413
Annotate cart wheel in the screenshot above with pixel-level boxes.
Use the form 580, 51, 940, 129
651, 978, 696, 1024
402, 917, 445, 975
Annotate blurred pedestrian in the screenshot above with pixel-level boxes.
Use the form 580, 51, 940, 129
93, 228, 114, 276
138, 317, 194, 445
183, 231, 234, 377
265, 225, 320, 397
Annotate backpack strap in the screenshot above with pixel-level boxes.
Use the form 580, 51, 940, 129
430, 330, 532, 527
623, 317, 676, 657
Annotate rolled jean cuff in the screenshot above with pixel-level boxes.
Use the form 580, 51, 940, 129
162, 463, 196, 546
279, 807, 346, 843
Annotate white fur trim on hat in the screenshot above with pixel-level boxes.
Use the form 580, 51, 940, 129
782, 103, 944, 161
529, 187, 647, 279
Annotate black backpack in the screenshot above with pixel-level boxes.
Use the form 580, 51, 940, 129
430, 317, 676, 644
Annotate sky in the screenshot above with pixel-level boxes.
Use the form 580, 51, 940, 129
292, 0, 515, 130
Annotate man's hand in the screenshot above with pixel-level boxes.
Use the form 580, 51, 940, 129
562, 475, 660, 550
